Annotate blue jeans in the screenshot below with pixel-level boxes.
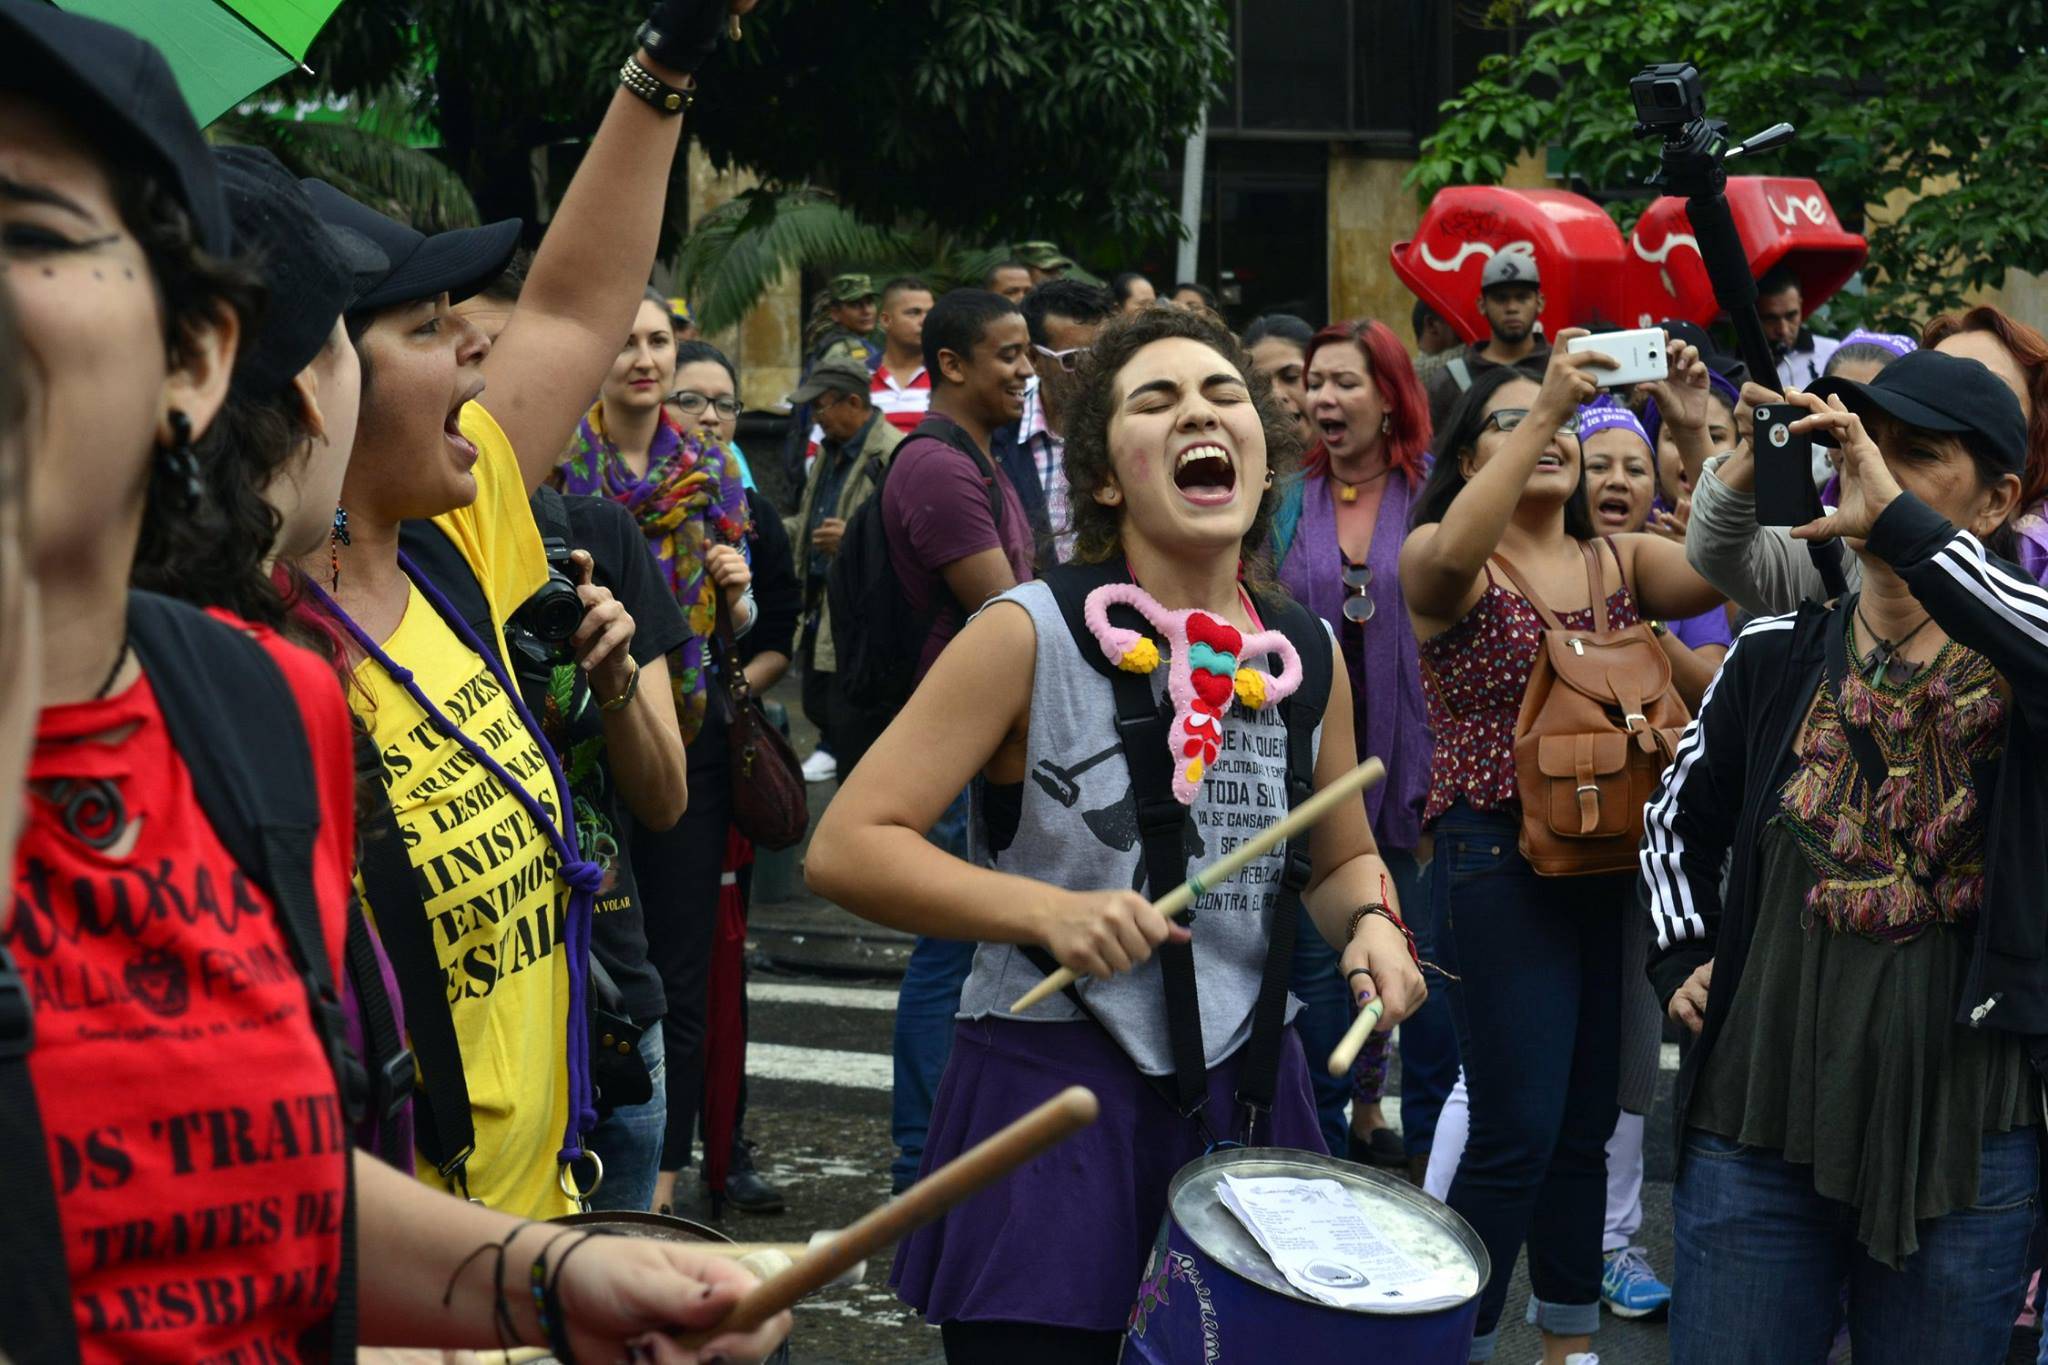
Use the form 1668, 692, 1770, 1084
1435, 805, 1627, 1359
892, 787, 977, 1192
1674, 1127, 2040, 1365
584, 1027, 667, 1213
1291, 849, 1456, 1158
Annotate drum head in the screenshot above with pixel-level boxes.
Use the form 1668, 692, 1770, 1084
1166, 1148, 1488, 1314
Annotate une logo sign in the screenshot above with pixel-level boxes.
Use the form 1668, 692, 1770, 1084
1769, 192, 1831, 228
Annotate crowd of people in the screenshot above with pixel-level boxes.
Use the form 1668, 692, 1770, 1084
6, 2, 2048, 1364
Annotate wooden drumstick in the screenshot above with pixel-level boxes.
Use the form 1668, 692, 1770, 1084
673, 1086, 1101, 1348
1327, 998, 1386, 1078
1010, 757, 1387, 1014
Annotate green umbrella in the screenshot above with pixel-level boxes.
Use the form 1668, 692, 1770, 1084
52, 0, 347, 125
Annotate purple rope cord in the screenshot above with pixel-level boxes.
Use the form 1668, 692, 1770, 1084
309, 554, 599, 1166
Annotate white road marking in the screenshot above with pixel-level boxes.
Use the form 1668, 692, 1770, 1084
748, 1042, 894, 1090
750, 981, 898, 1012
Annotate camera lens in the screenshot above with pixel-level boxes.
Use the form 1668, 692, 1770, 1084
1654, 82, 1682, 108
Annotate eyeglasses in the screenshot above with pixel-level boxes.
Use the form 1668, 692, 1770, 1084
669, 391, 741, 419
1033, 343, 1084, 373
1481, 407, 1581, 436
1341, 561, 1375, 624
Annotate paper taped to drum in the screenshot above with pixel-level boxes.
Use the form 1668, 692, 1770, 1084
1216, 1175, 1478, 1311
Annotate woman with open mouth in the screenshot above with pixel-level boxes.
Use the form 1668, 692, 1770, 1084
1399, 332, 1723, 1365
809, 305, 1426, 1363
1271, 317, 1455, 1182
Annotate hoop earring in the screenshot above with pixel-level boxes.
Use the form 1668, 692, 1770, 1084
160, 409, 203, 505
330, 505, 350, 592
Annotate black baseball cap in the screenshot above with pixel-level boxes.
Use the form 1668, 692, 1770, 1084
1656, 318, 1749, 386
299, 179, 522, 316
1806, 349, 2029, 474
0, 1, 231, 256
215, 148, 390, 394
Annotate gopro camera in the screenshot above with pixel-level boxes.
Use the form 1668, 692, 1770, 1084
1630, 62, 1707, 137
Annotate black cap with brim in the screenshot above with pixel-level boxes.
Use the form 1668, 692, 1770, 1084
300, 178, 522, 316
216, 147, 391, 394
0, 1, 232, 256
1805, 348, 2029, 474
1656, 318, 1749, 386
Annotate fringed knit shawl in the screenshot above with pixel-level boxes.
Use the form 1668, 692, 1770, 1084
1779, 623, 2005, 942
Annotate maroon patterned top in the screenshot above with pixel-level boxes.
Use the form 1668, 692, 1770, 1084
1419, 571, 1639, 823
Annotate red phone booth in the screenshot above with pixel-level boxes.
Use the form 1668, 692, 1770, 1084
1392, 186, 1634, 344
1624, 177, 1867, 327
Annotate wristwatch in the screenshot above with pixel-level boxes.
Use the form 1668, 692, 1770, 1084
618, 54, 692, 115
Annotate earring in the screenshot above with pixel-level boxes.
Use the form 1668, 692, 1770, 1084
161, 409, 203, 505
330, 505, 350, 592
1380, 414, 1392, 435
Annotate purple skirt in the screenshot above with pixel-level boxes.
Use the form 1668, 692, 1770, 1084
891, 1017, 1327, 1331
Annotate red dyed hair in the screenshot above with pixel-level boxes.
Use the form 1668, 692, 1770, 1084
1922, 305, 2048, 511
1299, 319, 1432, 486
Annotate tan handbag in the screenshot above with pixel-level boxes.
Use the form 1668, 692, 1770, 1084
1492, 540, 1690, 877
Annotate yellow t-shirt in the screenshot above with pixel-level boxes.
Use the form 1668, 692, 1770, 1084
356, 403, 572, 1218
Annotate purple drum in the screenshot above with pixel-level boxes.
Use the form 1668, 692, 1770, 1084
1123, 1149, 1488, 1364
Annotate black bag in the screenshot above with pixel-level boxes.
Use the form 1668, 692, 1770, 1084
0, 593, 366, 1365
826, 415, 1004, 714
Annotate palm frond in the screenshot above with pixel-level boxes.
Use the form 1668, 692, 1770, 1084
674, 186, 915, 334
211, 111, 480, 232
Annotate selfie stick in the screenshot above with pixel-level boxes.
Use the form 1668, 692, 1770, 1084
1633, 66, 1846, 599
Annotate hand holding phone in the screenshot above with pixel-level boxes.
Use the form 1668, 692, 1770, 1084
1567, 328, 1670, 388
1751, 402, 1822, 527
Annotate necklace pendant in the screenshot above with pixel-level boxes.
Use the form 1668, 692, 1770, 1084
1337, 483, 1357, 503
1884, 655, 1917, 687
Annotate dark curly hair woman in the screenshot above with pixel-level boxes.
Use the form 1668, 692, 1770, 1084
809, 305, 1427, 1364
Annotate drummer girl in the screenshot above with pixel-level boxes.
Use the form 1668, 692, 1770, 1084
808, 304, 1427, 1363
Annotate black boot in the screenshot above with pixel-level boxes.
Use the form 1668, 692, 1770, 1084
721, 1138, 787, 1215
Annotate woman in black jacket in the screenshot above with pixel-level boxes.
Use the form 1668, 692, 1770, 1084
1642, 349, 2042, 1365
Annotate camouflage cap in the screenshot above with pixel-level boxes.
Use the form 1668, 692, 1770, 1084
828, 272, 878, 303
1013, 240, 1074, 270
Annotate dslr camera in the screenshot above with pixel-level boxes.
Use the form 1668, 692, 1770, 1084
506, 533, 585, 677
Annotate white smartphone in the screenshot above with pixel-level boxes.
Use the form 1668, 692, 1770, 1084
1566, 328, 1669, 388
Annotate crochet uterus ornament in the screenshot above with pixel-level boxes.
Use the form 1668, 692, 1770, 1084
1085, 583, 1305, 804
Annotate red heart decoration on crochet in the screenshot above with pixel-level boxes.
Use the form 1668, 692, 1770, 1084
1190, 671, 1234, 707
1185, 612, 1243, 658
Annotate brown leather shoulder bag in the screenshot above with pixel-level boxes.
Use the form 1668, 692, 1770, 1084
1492, 539, 1690, 876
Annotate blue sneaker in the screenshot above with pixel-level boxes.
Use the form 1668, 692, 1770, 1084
1601, 1245, 1671, 1319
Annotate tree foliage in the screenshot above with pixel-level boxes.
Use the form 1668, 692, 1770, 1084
281, 0, 1228, 259
1411, 0, 2048, 327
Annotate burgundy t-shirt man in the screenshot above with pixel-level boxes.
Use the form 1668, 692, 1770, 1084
881, 427, 1038, 683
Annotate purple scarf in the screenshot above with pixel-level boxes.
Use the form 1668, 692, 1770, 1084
1278, 471, 1432, 851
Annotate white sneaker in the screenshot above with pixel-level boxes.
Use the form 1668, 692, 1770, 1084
800, 748, 838, 783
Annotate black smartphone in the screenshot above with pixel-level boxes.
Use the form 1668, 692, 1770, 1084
1752, 404, 1822, 528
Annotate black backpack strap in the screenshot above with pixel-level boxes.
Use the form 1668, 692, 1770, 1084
400, 519, 500, 670
1233, 589, 1331, 1122
0, 940, 76, 1364
357, 764, 478, 1188
909, 415, 1005, 530
343, 894, 415, 1167
1038, 562, 1209, 1119
125, 591, 359, 1359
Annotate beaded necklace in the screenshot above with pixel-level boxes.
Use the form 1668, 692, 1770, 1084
310, 557, 601, 1169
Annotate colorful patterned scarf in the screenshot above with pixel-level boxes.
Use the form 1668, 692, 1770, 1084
1779, 622, 2004, 942
556, 403, 750, 744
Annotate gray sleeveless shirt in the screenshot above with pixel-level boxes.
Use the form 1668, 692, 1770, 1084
954, 581, 1326, 1074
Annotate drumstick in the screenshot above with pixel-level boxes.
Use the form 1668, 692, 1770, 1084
1010, 757, 1387, 1013
673, 1085, 1101, 1348
1326, 998, 1385, 1077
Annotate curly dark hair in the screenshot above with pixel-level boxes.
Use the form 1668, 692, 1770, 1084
121, 173, 275, 623
1062, 306, 1301, 570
